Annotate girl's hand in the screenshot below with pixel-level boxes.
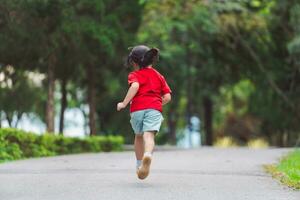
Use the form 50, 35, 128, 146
117, 82, 139, 112
117, 102, 126, 111
162, 93, 171, 105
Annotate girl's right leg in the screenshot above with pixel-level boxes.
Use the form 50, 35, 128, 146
137, 131, 156, 180
134, 134, 144, 161
143, 131, 156, 154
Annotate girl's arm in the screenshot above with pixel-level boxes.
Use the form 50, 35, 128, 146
117, 82, 139, 111
162, 93, 171, 105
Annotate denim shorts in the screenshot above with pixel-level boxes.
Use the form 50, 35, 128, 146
130, 109, 164, 134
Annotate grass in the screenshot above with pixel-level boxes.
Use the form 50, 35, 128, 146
264, 149, 300, 190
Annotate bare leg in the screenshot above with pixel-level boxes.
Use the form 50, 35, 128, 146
137, 131, 156, 180
134, 134, 144, 161
143, 131, 156, 154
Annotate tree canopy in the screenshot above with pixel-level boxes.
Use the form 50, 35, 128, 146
0, 0, 299, 146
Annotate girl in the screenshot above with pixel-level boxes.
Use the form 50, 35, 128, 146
117, 45, 172, 180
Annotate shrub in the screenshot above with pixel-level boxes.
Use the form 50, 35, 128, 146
247, 138, 269, 148
213, 136, 238, 148
0, 141, 23, 162
0, 128, 124, 163
36, 134, 58, 152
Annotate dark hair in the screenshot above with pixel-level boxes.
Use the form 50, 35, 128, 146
126, 45, 159, 68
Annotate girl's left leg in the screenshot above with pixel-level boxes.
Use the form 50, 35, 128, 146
134, 134, 144, 163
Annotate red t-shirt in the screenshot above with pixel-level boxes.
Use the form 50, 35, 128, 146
128, 67, 171, 113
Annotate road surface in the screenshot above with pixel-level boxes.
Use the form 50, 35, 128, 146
0, 147, 299, 200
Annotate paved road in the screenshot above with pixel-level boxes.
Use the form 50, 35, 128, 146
0, 147, 299, 200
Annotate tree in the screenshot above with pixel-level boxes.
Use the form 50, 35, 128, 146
137, 0, 242, 145
10, 0, 71, 133
0, 67, 43, 127
247, 0, 300, 146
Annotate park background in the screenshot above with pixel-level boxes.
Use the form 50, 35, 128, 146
0, 0, 299, 148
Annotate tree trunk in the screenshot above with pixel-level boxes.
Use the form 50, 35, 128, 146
186, 52, 194, 146
167, 109, 177, 144
46, 54, 56, 133
0, 111, 2, 128
203, 96, 213, 145
59, 78, 67, 134
80, 108, 89, 136
5, 113, 12, 127
13, 112, 23, 128
87, 65, 97, 136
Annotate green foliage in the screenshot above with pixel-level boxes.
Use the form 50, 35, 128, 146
0, 128, 124, 163
265, 149, 300, 190
0, 140, 23, 162
141, 0, 300, 146
0, 0, 300, 147
155, 132, 169, 145
215, 79, 255, 127
0, 0, 142, 138
214, 79, 258, 141
244, 0, 300, 145
277, 150, 300, 184
0, 69, 44, 127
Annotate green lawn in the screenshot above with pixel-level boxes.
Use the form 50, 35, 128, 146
265, 149, 300, 190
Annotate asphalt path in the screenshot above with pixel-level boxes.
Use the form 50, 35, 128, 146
0, 147, 299, 200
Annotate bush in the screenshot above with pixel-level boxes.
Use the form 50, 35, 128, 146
213, 136, 238, 148
0, 141, 23, 162
247, 138, 269, 148
0, 128, 124, 163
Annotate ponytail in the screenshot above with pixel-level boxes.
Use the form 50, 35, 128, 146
140, 48, 159, 68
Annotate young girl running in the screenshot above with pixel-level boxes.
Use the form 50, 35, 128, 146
117, 45, 172, 180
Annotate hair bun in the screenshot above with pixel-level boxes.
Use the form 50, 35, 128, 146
126, 45, 160, 68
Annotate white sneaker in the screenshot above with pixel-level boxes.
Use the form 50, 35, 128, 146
137, 155, 152, 180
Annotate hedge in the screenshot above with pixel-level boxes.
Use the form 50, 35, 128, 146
0, 128, 124, 163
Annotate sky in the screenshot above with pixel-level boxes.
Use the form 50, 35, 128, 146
1, 108, 87, 137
